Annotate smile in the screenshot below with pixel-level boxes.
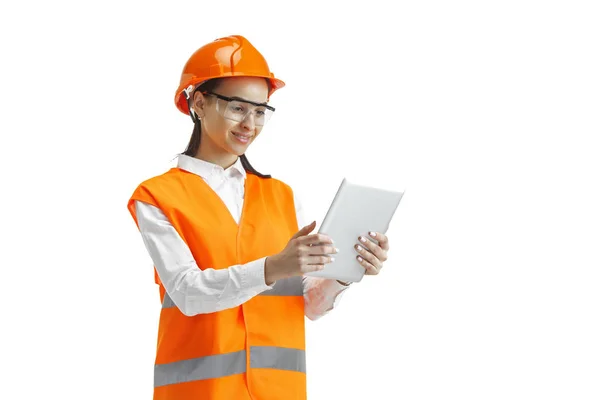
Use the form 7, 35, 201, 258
232, 132, 253, 142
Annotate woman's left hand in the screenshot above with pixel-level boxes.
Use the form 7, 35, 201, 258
354, 232, 389, 275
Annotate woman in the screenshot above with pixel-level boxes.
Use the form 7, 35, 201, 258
127, 35, 390, 400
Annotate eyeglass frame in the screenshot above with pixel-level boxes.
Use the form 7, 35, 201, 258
202, 91, 275, 111
202, 91, 275, 122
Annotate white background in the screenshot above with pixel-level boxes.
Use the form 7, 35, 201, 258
1, 0, 599, 399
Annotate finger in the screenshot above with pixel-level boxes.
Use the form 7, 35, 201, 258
291, 221, 316, 239
356, 255, 379, 275
357, 235, 387, 262
305, 255, 335, 265
368, 231, 390, 251
298, 233, 333, 246
304, 244, 339, 256
354, 243, 382, 270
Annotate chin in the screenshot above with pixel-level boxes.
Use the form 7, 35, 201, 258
225, 143, 248, 156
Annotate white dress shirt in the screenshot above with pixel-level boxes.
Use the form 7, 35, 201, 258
134, 154, 349, 320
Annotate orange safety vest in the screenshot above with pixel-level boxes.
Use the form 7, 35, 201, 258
127, 166, 306, 400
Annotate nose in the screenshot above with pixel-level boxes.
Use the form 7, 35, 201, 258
240, 112, 256, 131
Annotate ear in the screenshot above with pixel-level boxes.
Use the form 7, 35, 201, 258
192, 91, 207, 118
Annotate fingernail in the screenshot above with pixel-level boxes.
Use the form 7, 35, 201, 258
330, 257, 335, 262
335, 248, 340, 253
355, 244, 362, 251
359, 236, 366, 243
369, 232, 376, 237
357, 256, 363, 262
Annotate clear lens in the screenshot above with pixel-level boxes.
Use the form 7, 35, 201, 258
216, 99, 273, 126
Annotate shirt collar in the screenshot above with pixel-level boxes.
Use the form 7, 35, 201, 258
176, 154, 246, 180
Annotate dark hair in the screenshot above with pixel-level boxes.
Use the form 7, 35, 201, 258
180, 78, 271, 179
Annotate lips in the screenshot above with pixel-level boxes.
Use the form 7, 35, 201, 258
232, 131, 253, 139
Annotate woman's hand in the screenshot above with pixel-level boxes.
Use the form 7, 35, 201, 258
354, 231, 389, 275
265, 221, 337, 284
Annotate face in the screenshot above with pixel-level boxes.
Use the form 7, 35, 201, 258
192, 77, 269, 161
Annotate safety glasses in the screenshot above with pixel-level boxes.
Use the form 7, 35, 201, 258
204, 92, 275, 126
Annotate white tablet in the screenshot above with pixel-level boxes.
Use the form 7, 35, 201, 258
304, 178, 404, 283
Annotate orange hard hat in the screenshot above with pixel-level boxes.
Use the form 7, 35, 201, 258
174, 35, 285, 116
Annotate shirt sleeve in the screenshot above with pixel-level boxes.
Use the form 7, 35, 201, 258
292, 189, 351, 321
134, 200, 274, 316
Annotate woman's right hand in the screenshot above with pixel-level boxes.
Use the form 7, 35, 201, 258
264, 221, 338, 285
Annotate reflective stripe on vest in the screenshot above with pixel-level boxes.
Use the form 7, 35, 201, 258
162, 293, 176, 309
259, 276, 303, 296
161, 276, 304, 308
155, 347, 306, 387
